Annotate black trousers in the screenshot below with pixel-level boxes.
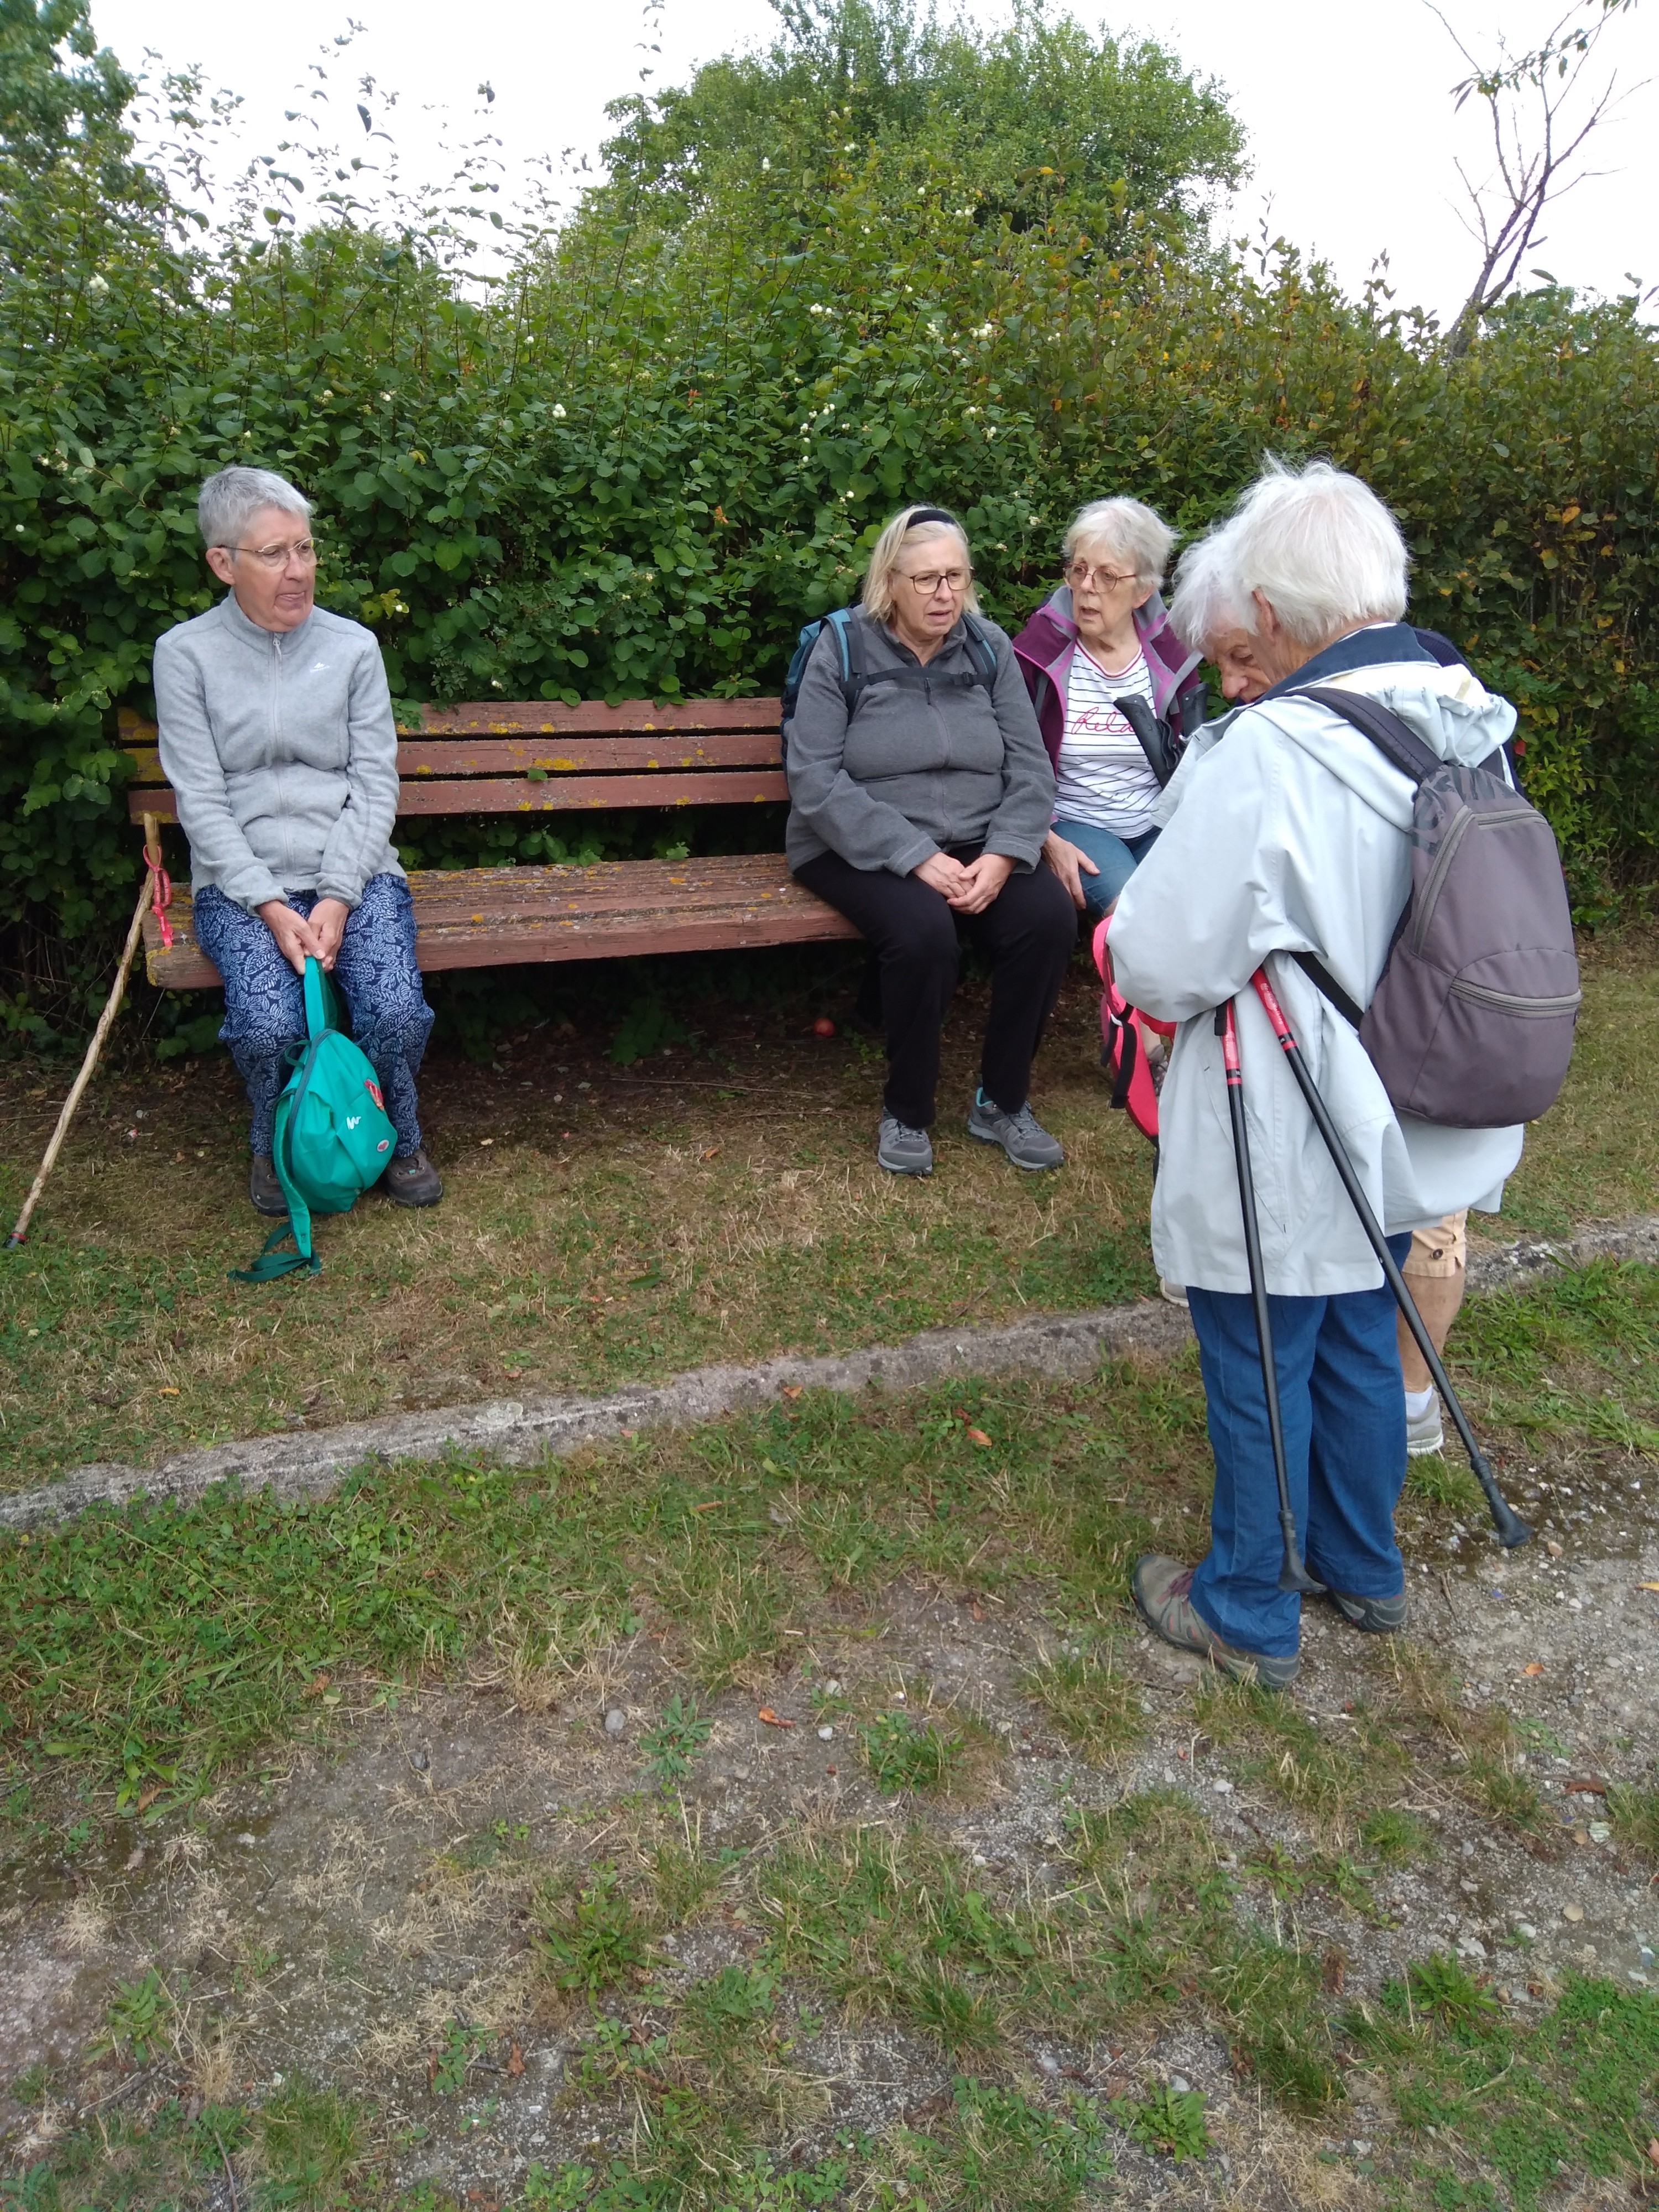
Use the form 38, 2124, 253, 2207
795, 845, 1078, 1128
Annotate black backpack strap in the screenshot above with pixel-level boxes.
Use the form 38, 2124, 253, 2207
1290, 950, 1365, 1028
959, 612, 1001, 689
1295, 685, 1440, 784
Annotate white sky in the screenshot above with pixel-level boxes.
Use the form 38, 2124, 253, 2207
88, 0, 1659, 325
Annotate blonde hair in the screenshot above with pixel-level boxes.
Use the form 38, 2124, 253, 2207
862, 505, 979, 625
1062, 495, 1176, 589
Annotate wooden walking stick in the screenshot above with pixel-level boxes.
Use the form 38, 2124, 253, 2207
6, 816, 170, 1251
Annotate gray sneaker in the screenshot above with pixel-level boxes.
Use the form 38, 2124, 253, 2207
967, 1091, 1065, 1171
1327, 1587, 1410, 1634
1406, 1395, 1446, 1457
1131, 1553, 1300, 1688
877, 1115, 933, 1176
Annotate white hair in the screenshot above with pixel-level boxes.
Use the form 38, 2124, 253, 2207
1215, 458, 1409, 647
1063, 495, 1175, 589
1167, 531, 1244, 654
197, 466, 310, 549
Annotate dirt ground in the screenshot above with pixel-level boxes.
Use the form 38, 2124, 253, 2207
3, 1448, 1655, 2210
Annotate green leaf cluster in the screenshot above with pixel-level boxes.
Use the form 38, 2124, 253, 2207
2, 0, 1657, 1025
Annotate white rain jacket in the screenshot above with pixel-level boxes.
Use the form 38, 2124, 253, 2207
1109, 639, 1525, 1296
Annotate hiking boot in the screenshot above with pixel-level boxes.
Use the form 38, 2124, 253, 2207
967, 1090, 1065, 1171
383, 1148, 444, 1207
1131, 1553, 1300, 1689
1406, 1394, 1446, 1457
250, 1155, 287, 1217
1327, 1587, 1410, 1634
877, 1115, 933, 1176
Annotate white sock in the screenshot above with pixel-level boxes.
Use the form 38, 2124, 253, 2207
1404, 1385, 1436, 1419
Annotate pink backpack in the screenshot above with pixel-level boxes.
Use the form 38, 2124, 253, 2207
1092, 916, 1173, 1143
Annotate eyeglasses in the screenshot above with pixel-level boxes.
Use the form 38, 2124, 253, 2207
224, 538, 317, 569
897, 567, 971, 594
1066, 560, 1141, 591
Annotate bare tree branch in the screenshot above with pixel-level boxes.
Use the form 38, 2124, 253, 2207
1432, 1, 1641, 356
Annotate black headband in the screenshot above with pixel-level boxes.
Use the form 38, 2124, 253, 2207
906, 506, 960, 530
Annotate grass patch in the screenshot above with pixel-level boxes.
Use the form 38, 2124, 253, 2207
858, 1708, 964, 1794
1345, 1972, 1659, 2209
1020, 1635, 1145, 1761
2, 932, 1649, 1489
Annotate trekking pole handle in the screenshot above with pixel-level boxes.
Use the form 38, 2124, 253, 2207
1247, 966, 1530, 1551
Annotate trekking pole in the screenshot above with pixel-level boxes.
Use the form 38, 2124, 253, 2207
1215, 1000, 1323, 1595
6, 854, 156, 1250
1248, 964, 1530, 1551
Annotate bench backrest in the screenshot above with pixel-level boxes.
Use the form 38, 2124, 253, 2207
119, 698, 787, 825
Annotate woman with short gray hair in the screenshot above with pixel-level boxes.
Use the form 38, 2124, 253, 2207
1011, 495, 1207, 917
1108, 457, 1527, 1688
153, 465, 442, 1215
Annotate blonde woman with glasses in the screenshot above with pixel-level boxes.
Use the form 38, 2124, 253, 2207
787, 504, 1076, 1178
153, 466, 442, 1215
1011, 496, 1208, 918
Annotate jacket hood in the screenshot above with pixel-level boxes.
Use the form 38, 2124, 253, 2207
1245, 659, 1519, 833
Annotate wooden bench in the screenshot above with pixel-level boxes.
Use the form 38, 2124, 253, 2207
121, 700, 859, 988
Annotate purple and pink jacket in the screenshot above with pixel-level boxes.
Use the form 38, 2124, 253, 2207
1009, 583, 1208, 774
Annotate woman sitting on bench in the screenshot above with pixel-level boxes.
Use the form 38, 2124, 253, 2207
787, 504, 1076, 1178
153, 466, 442, 1215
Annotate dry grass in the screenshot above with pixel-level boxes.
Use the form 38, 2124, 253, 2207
3, 931, 1652, 1490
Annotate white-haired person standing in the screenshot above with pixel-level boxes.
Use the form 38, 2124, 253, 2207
787, 503, 1076, 1177
1164, 521, 1481, 1459
153, 466, 442, 1214
1010, 495, 1208, 917
1109, 460, 1525, 1687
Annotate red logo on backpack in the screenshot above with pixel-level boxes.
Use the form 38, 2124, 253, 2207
364, 1078, 385, 1113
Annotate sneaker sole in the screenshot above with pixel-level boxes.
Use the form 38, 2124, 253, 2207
966, 1120, 1062, 1172
877, 1157, 932, 1176
1405, 1433, 1446, 1458
384, 1185, 444, 1207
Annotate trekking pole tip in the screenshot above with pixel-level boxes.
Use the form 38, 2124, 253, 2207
1490, 1499, 1532, 1549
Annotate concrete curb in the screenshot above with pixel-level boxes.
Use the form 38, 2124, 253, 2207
8, 1212, 1655, 1534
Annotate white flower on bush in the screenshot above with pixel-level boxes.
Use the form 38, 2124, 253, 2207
973, 323, 996, 340
551, 403, 566, 419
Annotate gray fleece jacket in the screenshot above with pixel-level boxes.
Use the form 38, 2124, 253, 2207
784, 607, 1056, 876
153, 593, 404, 914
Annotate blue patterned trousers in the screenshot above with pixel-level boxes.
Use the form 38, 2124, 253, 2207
192, 874, 434, 1159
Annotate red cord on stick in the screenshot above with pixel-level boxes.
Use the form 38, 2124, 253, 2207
144, 850, 174, 950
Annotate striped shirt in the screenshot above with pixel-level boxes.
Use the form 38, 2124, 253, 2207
1052, 645, 1161, 838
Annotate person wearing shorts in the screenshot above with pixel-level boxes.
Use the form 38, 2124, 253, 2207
1401, 1211, 1467, 1455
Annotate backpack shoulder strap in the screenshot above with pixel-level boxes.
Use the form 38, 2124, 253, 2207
826, 606, 863, 712
1296, 684, 1440, 784
959, 612, 1001, 685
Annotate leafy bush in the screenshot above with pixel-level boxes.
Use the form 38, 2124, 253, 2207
3, 0, 1657, 1036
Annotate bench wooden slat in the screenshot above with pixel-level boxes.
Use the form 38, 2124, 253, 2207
415, 698, 781, 735
140, 855, 858, 988
129, 768, 789, 825
123, 733, 785, 786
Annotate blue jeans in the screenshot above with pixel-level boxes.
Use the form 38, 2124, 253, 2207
1051, 818, 1159, 916
1184, 1234, 1412, 1658
193, 874, 434, 1159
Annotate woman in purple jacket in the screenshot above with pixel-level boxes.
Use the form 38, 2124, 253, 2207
1011, 498, 1207, 917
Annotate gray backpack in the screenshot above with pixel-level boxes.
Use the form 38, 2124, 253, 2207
1292, 686, 1580, 1129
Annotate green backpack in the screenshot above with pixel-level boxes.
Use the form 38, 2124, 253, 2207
232, 957, 398, 1282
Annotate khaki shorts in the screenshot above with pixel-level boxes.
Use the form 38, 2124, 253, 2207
1404, 1209, 1467, 1280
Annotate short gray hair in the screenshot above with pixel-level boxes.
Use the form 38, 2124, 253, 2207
1063, 496, 1175, 589
862, 506, 980, 625
1215, 458, 1409, 647
1167, 531, 1244, 654
197, 466, 311, 549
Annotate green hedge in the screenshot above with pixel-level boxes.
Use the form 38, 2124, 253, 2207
2, 16, 1656, 1038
